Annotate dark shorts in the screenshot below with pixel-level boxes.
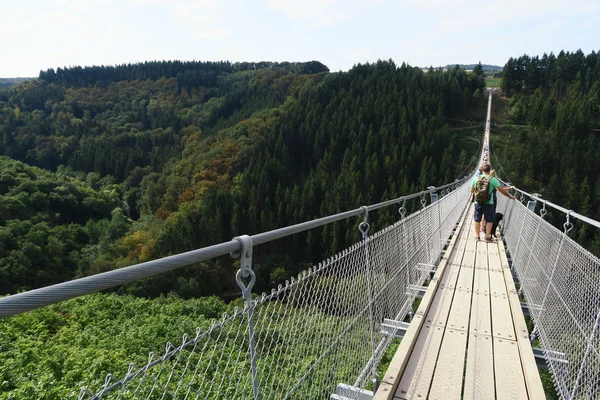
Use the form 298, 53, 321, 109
474, 203, 495, 223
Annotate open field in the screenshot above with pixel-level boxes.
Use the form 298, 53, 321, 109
486, 77, 501, 87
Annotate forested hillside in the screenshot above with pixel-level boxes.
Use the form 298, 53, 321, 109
0, 60, 485, 298
0, 59, 486, 399
0, 78, 33, 88
495, 50, 600, 252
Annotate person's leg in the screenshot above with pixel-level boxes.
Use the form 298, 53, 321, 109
481, 215, 486, 232
473, 204, 482, 240
485, 218, 493, 238
483, 205, 496, 240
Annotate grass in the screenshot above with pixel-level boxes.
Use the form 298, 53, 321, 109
486, 77, 501, 87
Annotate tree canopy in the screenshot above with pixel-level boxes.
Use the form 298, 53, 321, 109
0, 59, 484, 297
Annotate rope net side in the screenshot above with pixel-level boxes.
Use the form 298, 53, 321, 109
80, 182, 470, 400
498, 195, 600, 400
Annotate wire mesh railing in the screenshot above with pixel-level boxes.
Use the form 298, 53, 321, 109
498, 194, 600, 400
74, 181, 471, 400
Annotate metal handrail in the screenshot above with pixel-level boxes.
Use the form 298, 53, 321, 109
0, 177, 470, 319
499, 179, 600, 230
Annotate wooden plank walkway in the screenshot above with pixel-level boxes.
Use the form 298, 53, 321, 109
375, 205, 545, 400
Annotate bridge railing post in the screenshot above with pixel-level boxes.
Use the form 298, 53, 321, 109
232, 235, 259, 400
359, 206, 379, 392
527, 193, 540, 212
428, 186, 438, 204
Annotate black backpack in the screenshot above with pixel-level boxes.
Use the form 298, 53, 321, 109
475, 176, 491, 203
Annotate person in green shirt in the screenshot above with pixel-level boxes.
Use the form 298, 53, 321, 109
470, 163, 515, 241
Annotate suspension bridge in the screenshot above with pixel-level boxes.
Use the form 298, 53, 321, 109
1, 90, 599, 399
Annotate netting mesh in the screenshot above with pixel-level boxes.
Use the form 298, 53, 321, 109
498, 196, 600, 400
79, 182, 470, 400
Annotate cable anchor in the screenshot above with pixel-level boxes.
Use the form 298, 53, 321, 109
232, 235, 255, 295
398, 197, 406, 219
359, 206, 370, 239
563, 211, 574, 235
540, 203, 547, 219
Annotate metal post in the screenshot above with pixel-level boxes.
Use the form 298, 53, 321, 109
527, 193, 540, 212
232, 235, 259, 400
399, 200, 410, 292
359, 206, 378, 392
428, 186, 438, 204
529, 326, 537, 345
430, 186, 443, 262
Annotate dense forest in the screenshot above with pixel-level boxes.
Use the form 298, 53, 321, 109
495, 49, 600, 252
3, 51, 598, 398
0, 59, 487, 399
0, 59, 485, 298
0, 78, 33, 88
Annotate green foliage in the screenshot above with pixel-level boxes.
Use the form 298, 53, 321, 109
0, 78, 34, 88
0, 157, 123, 293
494, 50, 600, 253
38, 60, 329, 87
0, 60, 483, 298
540, 369, 560, 400
0, 293, 228, 399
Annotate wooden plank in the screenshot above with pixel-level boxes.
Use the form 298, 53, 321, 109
445, 290, 472, 331
489, 242, 516, 341
454, 261, 474, 292
446, 234, 467, 266
489, 270, 508, 297
501, 277, 528, 340
439, 263, 461, 290
472, 241, 488, 294
386, 207, 472, 400
427, 286, 458, 328
395, 324, 445, 399
494, 337, 528, 400
476, 241, 488, 267
427, 231, 468, 328
425, 225, 473, 398
461, 239, 477, 269
439, 231, 468, 291
428, 328, 469, 400
469, 292, 492, 336
463, 333, 495, 400
375, 205, 471, 400
403, 219, 473, 397
488, 243, 507, 296
426, 219, 470, 327
490, 294, 517, 340
497, 238, 546, 399
397, 225, 470, 397
486, 242, 503, 271
472, 264, 490, 296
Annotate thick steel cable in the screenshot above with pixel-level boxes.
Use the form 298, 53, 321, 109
77, 181, 472, 400
0, 178, 469, 319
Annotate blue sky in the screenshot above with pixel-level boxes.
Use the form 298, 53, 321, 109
2, 0, 599, 77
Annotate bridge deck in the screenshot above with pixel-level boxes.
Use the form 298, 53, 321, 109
376, 206, 545, 400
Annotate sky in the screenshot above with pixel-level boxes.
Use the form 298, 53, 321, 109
1, 0, 599, 77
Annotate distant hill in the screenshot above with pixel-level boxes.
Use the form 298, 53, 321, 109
0, 77, 34, 87
444, 64, 503, 72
